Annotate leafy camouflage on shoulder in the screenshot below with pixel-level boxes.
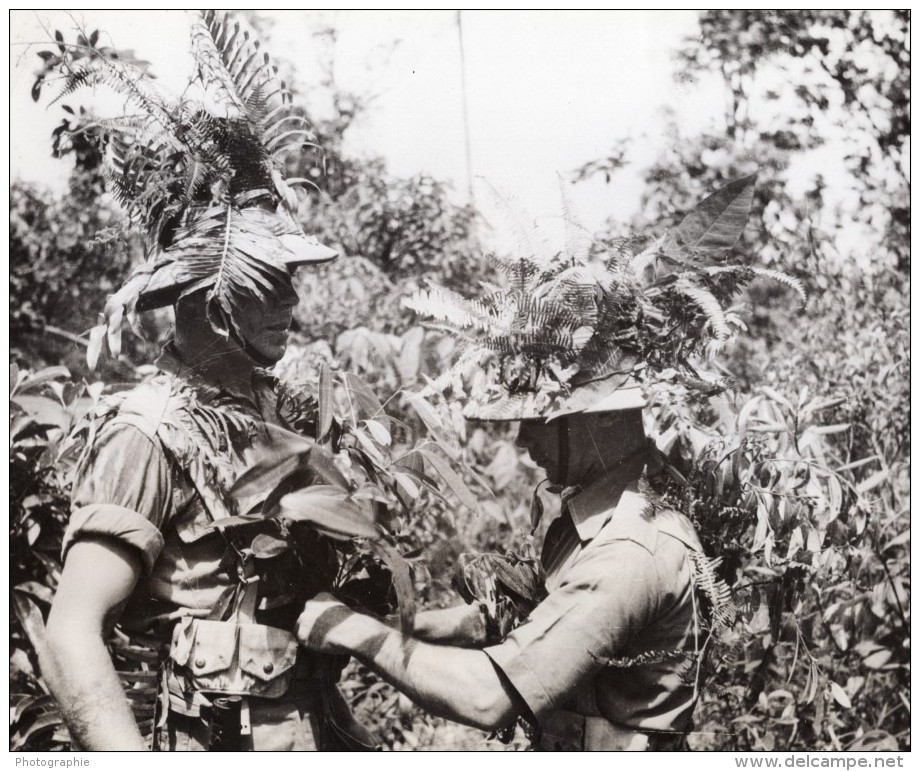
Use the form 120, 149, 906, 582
77, 375, 260, 516
152, 379, 259, 510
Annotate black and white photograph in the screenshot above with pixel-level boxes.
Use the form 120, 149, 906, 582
8, 9, 910, 755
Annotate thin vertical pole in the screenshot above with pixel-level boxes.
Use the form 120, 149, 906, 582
457, 10, 474, 203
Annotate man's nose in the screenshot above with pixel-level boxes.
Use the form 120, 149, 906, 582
280, 285, 299, 308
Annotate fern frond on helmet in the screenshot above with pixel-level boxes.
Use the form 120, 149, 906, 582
34, 11, 337, 366
405, 175, 806, 421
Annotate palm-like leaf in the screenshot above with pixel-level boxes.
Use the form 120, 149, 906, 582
154, 205, 296, 338
191, 11, 316, 196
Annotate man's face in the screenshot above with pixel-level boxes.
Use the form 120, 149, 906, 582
234, 275, 300, 365
516, 419, 564, 484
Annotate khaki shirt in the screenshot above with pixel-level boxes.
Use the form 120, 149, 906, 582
61, 357, 376, 749
485, 471, 701, 744
64, 370, 283, 636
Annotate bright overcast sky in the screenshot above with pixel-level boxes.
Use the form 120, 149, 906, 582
10, 10, 724, 247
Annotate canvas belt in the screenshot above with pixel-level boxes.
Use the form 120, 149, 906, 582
538, 709, 685, 751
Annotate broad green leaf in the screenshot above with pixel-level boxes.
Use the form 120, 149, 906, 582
835, 455, 879, 473
857, 469, 888, 493
862, 648, 893, 670
19, 366, 70, 390
530, 490, 544, 532
406, 394, 459, 459
829, 681, 852, 709
671, 174, 758, 253
87, 324, 106, 371
12, 592, 46, 652
394, 448, 425, 476
26, 521, 41, 546
106, 301, 124, 358
761, 386, 793, 413
352, 426, 385, 463
341, 372, 383, 420
10, 395, 68, 430
14, 581, 55, 605
422, 448, 479, 511
392, 471, 420, 500
827, 475, 843, 520
9, 362, 21, 395
231, 451, 305, 502
490, 556, 537, 600
318, 361, 333, 441
279, 486, 378, 540
364, 419, 392, 446
371, 541, 416, 635
302, 444, 350, 489
250, 533, 289, 559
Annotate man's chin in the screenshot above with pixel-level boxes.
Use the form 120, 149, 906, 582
543, 468, 562, 486
241, 336, 287, 367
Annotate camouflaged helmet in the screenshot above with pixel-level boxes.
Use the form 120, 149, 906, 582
38, 10, 337, 365
405, 176, 804, 422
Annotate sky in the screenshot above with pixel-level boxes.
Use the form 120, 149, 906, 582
10, 10, 725, 249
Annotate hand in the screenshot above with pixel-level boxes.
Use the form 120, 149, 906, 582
296, 592, 355, 654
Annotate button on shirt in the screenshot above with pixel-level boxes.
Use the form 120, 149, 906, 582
484, 470, 702, 734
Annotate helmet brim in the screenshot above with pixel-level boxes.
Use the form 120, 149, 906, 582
135, 233, 338, 312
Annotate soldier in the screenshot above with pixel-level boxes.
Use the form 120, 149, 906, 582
38, 12, 376, 751
296, 180, 764, 750
297, 368, 703, 751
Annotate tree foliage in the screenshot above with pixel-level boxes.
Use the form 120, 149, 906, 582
574, 10, 909, 751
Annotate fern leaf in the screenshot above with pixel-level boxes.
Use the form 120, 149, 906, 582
673, 279, 732, 341
558, 176, 591, 263
752, 267, 807, 304
404, 287, 505, 336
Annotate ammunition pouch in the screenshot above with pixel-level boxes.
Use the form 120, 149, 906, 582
168, 618, 298, 702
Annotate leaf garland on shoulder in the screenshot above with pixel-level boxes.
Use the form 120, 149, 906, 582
585, 491, 736, 695
74, 374, 260, 496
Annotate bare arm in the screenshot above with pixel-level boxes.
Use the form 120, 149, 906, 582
39, 538, 148, 750
412, 603, 488, 646
299, 594, 520, 732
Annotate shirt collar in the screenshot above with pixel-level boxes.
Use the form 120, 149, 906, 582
564, 467, 643, 543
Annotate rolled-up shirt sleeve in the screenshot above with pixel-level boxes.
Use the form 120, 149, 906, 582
484, 539, 658, 721
63, 422, 173, 573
